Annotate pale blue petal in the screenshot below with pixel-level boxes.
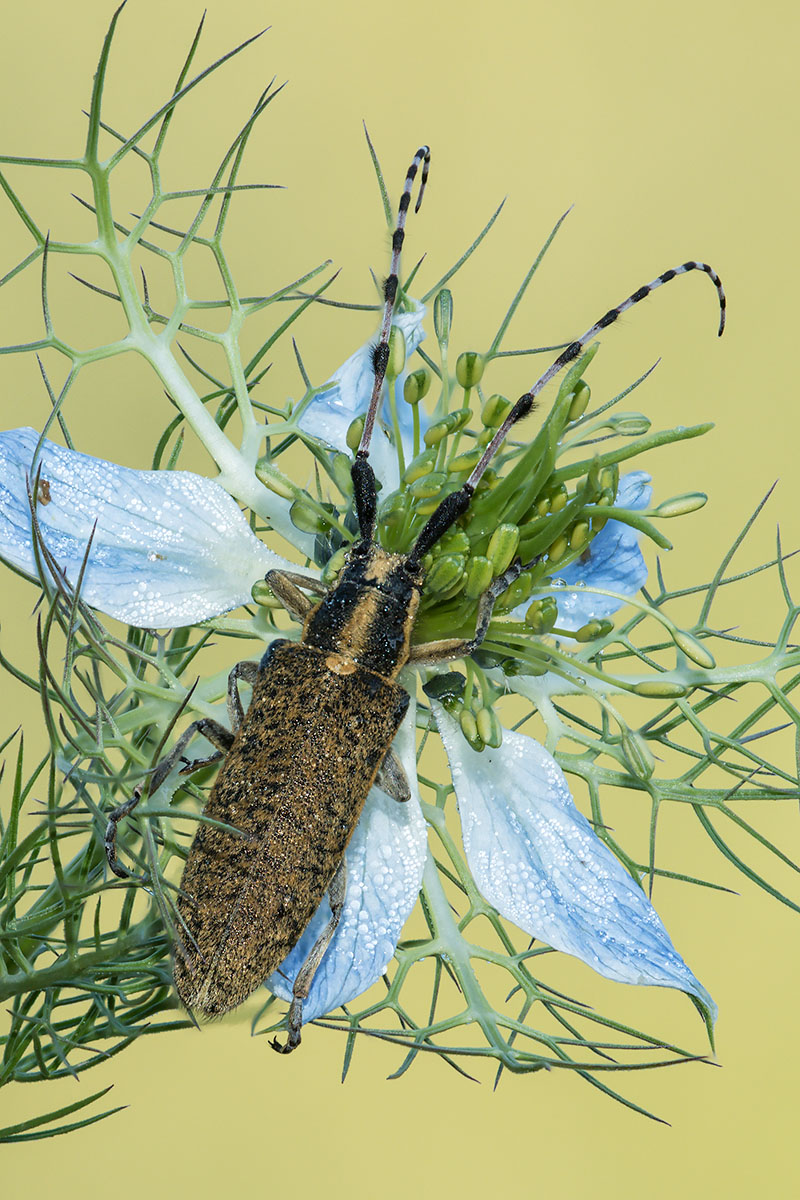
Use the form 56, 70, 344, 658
297, 303, 427, 490
0, 428, 293, 628
434, 703, 716, 1023
553, 471, 652, 631
268, 699, 427, 1024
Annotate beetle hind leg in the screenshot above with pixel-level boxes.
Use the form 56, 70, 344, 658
271, 858, 348, 1055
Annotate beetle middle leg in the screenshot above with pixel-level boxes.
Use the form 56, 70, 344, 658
271, 858, 348, 1055
407, 559, 533, 666
104, 657, 257, 880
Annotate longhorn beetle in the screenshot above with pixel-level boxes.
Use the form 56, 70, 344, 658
105, 146, 725, 1052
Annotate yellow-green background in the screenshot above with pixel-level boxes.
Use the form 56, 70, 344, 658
1, 0, 796, 1194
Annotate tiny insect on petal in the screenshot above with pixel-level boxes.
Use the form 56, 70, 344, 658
0, 428, 293, 628
433, 702, 716, 1024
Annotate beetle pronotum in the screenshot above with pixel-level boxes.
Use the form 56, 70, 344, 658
106, 146, 724, 1052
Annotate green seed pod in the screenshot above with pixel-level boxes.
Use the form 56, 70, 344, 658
574, 618, 614, 642
255, 458, 296, 499
464, 555, 494, 599
525, 595, 558, 634
672, 628, 716, 669
346, 416, 365, 452
404, 368, 431, 406
447, 448, 482, 474
378, 491, 410, 528
621, 728, 655, 781
386, 326, 406, 381
550, 491, 568, 515
548, 534, 568, 563
423, 408, 473, 447
437, 529, 471, 557
569, 521, 590, 552
609, 413, 651, 436
481, 393, 512, 428
476, 706, 503, 748
486, 523, 520, 576
426, 554, 467, 595
321, 546, 347, 585
592, 515, 609, 534
433, 288, 454, 347
251, 578, 279, 607
409, 470, 448, 499
331, 452, 354, 496
653, 492, 708, 518
459, 708, 484, 752
600, 465, 619, 494
402, 448, 438, 484
568, 380, 591, 422
456, 351, 485, 389
477, 427, 495, 447
290, 499, 329, 534
632, 679, 688, 698
416, 487, 457, 516
535, 496, 551, 517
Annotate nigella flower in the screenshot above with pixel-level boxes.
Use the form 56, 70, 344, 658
0, 418, 716, 1032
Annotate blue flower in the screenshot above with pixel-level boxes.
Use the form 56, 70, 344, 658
0, 372, 715, 1032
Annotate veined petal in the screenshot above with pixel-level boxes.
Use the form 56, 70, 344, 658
268, 697, 427, 1024
0, 428, 292, 628
297, 302, 427, 490
554, 471, 652, 631
433, 703, 716, 1023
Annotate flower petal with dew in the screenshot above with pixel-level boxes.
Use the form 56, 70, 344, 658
433, 701, 716, 1024
549, 471, 652, 631
0, 428, 293, 628
268, 695, 427, 1023
297, 302, 427, 491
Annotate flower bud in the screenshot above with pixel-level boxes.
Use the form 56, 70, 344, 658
290, 499, 329, 534
481, 393, 512, 428
653, 492, 708, 518
331, 452, 353, 496
550, 491, 568, 514
423, 670, 466, 715
487, 523, 520, 576
476, 706, 503, 748
346, 416, 365, 452
459, 708, 484, 751
386, 326, 406, 380
378, 491, 410, 528
568, 381, 591, 422
672, 629, 716, 669
569, 521, 590, 552
608, 413, 651, 436
433, 288, 453, 346
632, 679, 688, 698
402, 448, 438, 484
574, 618, 614, 642
447, 448, 482, 474
525, 596, 558, 634
321, 547, 347, 585
621, 728, 655, 781
477, 427, 495, 447
600, 465, 619, 494
456, 351, 485, 389
495, 571, 533, 613
404, 368, 431, 406
437, 529, 471, 557
464, 555, 494, 600
255, 458, 296, 499
426, 554, 467, 596
548, 534, 568, 563
409, 470, 448, 499
424, 408, 472, 447
251, 578, 279, 607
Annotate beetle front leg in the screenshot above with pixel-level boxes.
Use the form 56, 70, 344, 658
265, 569, 328, 622
408, 559, 533, 665
271, 858, 348, 1055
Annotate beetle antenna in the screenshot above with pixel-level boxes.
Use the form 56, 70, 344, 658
351, 145, 431, 541
408, 259, 726, 565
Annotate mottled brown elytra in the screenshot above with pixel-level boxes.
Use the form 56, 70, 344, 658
105, 146, 725, 1051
